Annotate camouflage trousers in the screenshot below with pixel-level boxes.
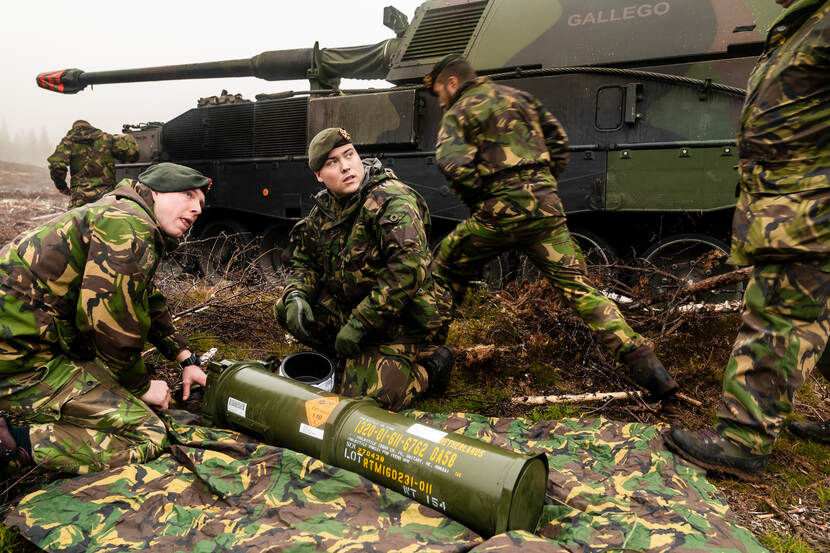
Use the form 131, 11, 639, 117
717, 187, 830, 455
434, 213, 644, 359
282, 292, 433, 411
0, 355, 168, 474
717, 261, 830, 454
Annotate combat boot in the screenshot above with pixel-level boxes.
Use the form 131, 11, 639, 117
663, 426, 768, 481
421, 345, 456, 397
788, 419, 830, 445
621, 345, 678, 401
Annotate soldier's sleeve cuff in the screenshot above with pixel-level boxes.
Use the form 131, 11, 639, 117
121, 371, 152, 397
351, 307, 380, 335
152, 330, 188, 360
115, 357, 153, 396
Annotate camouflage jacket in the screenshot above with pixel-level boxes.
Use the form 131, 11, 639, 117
436, 77, 570, 221
283, 159, 448, 342
47, 124, 140, 206
0, 180, 187, 394
738, 0, 830, 195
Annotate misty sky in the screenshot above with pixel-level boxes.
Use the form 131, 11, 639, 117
1, 0, 424, 145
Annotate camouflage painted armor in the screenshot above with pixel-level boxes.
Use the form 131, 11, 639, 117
278, 159, 452, 410
717, 0, 830, 455
47, 124, 139, 207
0, 180, 189, 472
434, 77, 644, 359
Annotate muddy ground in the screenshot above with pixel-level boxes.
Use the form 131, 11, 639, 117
0, 162, 67, 244
0, 161, 827, 552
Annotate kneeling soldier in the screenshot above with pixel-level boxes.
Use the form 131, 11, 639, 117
0, 163, 211, 473
276, 128, 454, 411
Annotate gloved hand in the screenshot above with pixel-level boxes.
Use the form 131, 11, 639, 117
335, 317, 366, 358
278, 291, 314, 340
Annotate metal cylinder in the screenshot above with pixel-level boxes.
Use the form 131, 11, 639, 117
278, 351, 335, 392
201, 359, 548, 538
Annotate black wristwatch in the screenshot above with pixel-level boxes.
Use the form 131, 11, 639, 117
179, 353, 201, 369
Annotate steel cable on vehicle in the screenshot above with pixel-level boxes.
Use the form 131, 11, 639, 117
485, 65, 748, 96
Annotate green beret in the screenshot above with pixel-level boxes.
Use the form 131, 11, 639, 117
308, 128, 352, 171
424, 53, 464, 92
138, 162, 211, 192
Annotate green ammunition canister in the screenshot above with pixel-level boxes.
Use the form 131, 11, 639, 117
201, 359, 548, 537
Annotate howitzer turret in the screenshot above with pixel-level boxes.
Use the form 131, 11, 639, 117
37, 0, 780, 294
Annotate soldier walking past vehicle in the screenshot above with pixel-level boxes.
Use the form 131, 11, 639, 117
47, 119, 139, 207
0, 162, 211, 474
664, 0, 830, 480
425, 55, 678, 402
275, 128, 454, 411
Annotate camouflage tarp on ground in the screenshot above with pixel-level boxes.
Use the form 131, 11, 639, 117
409, 412, 768, 553
4, 410, 768, 553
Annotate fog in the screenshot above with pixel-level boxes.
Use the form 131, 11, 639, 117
0, 0, 425, 163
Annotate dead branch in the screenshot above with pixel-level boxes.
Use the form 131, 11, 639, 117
512, 390, 644, 405
635, 266, 753, 308
512, 390, 704, 407
457, 344, 525, 364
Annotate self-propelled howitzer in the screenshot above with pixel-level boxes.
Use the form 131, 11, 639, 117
37, 0, 779, 293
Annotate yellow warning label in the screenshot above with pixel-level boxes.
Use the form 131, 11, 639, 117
305, 397, 339, 428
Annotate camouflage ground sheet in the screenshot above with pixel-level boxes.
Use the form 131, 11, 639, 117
4, 410, 768, 553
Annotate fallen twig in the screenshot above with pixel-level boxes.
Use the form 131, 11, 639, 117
31, 211, 66, 221
512, 390, 643, 405
675, 392, 704, 407
512, 389, 704, 407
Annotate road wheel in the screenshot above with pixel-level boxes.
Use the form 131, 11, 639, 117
431, 235, 513, 291
641, 233, 742, 303
519, 229, 618, 289
480, 252, 514, 291
257, 224, 290, 280
197, 219, 255, 282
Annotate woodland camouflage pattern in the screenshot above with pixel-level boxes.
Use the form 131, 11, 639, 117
0, 181, 187, 472
435, 77, 568, 217
736, 0, 830, 198
434, 77, 643, 359
717, 0, 830, 454
278, 159, 452, 409
5, 410, 769, 553
47, 124, 139, 207
0, 357, 168, 474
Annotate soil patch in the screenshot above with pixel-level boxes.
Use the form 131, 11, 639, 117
0, 161, 67, 244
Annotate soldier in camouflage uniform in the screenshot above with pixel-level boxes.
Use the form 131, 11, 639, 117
48, 119, 140, 207
425, 55, 678, 401
0, 162, 211, 474
664, 0, 830, 480
275, 128, 454, 411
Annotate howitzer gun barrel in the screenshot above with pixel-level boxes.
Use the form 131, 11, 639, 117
201, 359, 548, 538
36, 39, 397, 94
86, 50, 314, 83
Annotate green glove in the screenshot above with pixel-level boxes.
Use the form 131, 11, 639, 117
335, 317, 366, 358
281, 291, 314, 340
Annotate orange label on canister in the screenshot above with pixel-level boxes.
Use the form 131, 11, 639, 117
305, 397, 339, 427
